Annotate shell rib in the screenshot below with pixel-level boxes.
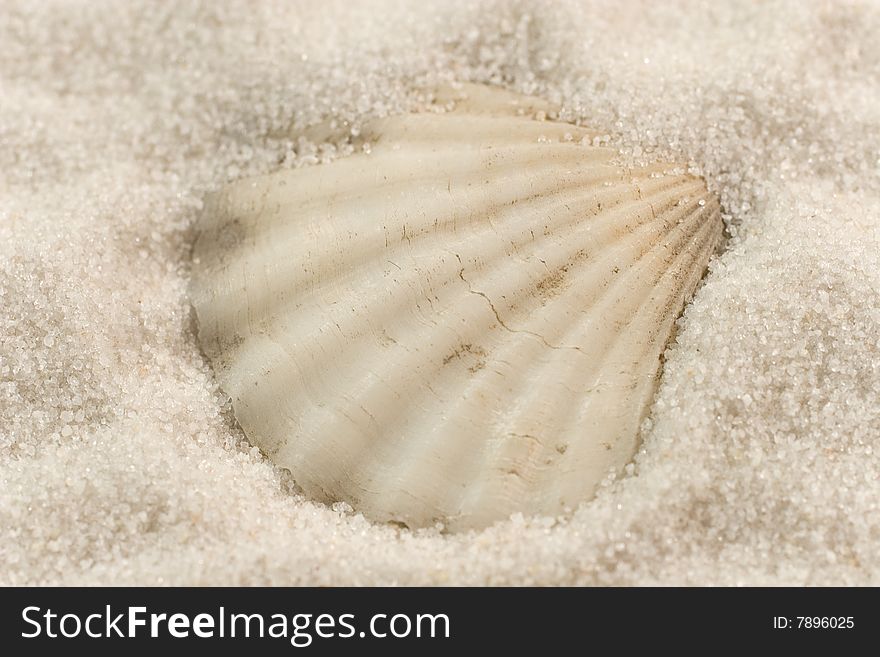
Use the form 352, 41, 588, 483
191, 84, 723, 531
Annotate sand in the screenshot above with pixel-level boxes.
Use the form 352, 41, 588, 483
1, 0, 878, 586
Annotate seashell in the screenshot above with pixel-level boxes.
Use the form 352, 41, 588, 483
191, 84, 723, 531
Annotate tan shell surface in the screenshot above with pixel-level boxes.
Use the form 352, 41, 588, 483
191, 85, 723, 530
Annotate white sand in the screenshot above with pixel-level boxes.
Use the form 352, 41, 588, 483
1, 0, 879, 585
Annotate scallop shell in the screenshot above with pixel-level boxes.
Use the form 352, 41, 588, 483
191, 84, 723, 531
